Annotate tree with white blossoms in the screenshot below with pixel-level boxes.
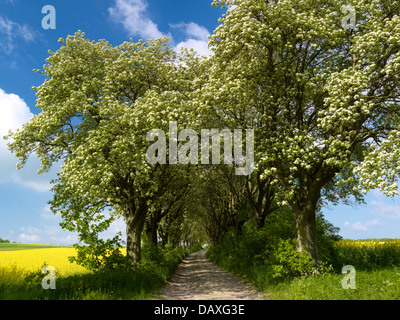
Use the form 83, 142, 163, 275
7, 31, 203, 265
206, 0, 400, 266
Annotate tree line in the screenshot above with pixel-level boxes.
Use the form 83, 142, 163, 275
7, 0, 400, 269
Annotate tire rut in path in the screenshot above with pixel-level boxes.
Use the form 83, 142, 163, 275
160, 250, 267, 300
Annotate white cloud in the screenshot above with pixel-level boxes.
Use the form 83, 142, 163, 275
17, 222, 78, 245
0, 88, 33, 182
41, 224, 73, 243
108, 0, 166, 40
369, 189, 387, 199
97, 214, 126, 242
10, 172, 52, 193
343, 219, 380, 232
175, 38, 211, 57
0, 88, 32, 139
171, 22, 211, 57
0, 88, 56, 193
108, 0, 212, 56
0, 15, 35, 54
229, 5, 238, 10
18, 233, 41, 243
18, 226, 42, 243
170, 22, 210, 41
370, 200, 400, 221
40, 204, 57, 221
54, 234, 77, 245
9, 204, 123, 246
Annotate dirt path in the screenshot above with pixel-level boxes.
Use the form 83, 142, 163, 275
160, 250, 267, 300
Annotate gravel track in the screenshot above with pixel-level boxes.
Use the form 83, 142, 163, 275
160, 250, 267, 300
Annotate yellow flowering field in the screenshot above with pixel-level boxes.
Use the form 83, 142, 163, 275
0, 248, 87, 276
334, 239, 400, 269
336, 239, 400, 250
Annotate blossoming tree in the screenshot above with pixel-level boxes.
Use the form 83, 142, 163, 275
205, 0, 400, 265
7, 31, 202, 265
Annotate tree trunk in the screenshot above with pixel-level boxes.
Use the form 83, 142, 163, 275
160, 233, 168, 248
294, 203, 319, 268
149, 224, 158, 247
291, 177, 322, 269
287, 163, 338, 269
125, 200, 148, 265
146, 215, 159, 247
246, 175, 276, 231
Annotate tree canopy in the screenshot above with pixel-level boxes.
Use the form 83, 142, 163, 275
203, 0, 400, 265
7, 0, 400, 268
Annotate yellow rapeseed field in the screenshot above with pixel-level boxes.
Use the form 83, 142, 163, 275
334, 239, 400, 268
336, 239, 400, 250
0, 248, 88, 276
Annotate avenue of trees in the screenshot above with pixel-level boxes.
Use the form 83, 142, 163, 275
7, 0, 400, 269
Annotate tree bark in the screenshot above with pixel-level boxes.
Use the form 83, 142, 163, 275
146, 212, 160, 247
246, 175, 277, 231
146, 221, 159, 247
125, 199, 148, 265
293, 199, 319, 268
289, 166, 336, 269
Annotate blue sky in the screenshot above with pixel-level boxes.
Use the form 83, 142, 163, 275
0, 0, 399, 245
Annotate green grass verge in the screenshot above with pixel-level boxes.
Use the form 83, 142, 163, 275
267, 267, 400, 300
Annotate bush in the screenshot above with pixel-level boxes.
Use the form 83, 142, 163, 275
264, 239, 315, 282
68, 232, 129, 271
